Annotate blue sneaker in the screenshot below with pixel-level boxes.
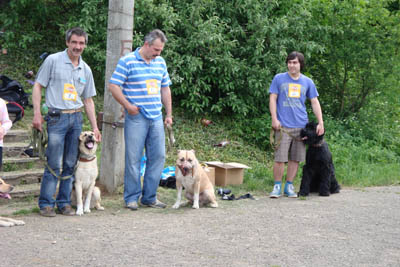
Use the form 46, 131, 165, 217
284, 183, 298, 198
269, 184, 282, 198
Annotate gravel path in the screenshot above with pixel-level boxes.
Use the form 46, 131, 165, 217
1, 186, 400, 266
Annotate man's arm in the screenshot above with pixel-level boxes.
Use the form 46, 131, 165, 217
108, 83, 140, 115
310, 97, 324, 136
83, 97, 101, 142
32, 82, 44, 132
161, 86, 172, 125
269, 93, 280, 130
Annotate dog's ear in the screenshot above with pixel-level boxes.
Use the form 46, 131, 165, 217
79, 133, 85, 141
190, 149, 196, 154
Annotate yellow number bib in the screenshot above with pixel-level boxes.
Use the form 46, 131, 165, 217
288, 83, 301, 98
63, 83, 77, 101
146, 79, 159, 95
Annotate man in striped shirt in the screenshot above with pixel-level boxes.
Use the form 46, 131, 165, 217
109, 29, 172, 210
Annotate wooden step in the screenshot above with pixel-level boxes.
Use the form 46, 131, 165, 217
3, 156, 41, 164
4, 129, 31, 143
3, 156, 44, 170
3, 142, 30, 157
9, 183, 41, 198
0, 169, 43, 185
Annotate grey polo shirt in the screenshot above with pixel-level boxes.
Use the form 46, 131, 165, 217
36, 49, 96, 110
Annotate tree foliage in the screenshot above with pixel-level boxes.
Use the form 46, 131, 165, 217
307, 0, 400, 118
0, 0, 108, 85
0, 0, 399, 121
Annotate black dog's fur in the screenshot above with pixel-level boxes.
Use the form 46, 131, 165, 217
299, 122, 340, 197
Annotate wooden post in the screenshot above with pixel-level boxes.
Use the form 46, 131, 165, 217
99, 0, 134, 193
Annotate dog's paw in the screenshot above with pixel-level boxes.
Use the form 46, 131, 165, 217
298, 192, 309, 197
76, 207, 84, 216
1, 221, 14, 227
84, 208, 91, 214
96, 206, 105, 211
172, 203, 180, 209
192, 204, 199, 209
13, 220, 25, 226
210, 202, 218, 208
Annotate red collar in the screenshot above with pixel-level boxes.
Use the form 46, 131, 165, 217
79, 156, 96, 162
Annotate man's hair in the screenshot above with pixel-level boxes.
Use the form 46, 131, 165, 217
66, 27, 88, 44
144, 29, 167, 45
286, 51, 305, 71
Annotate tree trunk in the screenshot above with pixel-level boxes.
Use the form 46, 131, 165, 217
99, 0, 134, 193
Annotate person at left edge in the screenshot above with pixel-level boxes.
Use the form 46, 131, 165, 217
32, 27, 102, 217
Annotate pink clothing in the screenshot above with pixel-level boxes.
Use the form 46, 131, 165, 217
0, 98, 12, 146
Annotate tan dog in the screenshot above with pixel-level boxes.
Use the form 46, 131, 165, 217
0, 178, 25, 227
172, 150, 218, 209
73, 131, 104, 216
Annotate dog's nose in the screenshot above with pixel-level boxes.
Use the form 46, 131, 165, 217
10, 185, 14, 192
183, 167, 189, 172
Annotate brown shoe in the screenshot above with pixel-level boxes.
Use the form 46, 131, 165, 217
59, 205, 75, 216
39, 206, 56, 217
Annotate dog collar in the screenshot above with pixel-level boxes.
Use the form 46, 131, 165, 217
79, 156, 96, 162
312, 141, 324, 147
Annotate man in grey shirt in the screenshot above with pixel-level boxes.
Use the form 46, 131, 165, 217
32, 27, 101, 217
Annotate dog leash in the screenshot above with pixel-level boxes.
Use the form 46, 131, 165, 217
44, 152, 94, 181
26, 128, 48, 160
44, 162, 75, 180
270, 128, 302, 150
166, 123, 175, 152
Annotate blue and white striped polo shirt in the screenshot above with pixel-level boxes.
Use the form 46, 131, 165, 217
109, 47, 172, 120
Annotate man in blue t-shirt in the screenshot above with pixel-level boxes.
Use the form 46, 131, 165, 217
269, 51, 324, 198
108, 29, 172, 210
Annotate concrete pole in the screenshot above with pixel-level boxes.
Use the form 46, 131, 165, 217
99, 0, 134, 193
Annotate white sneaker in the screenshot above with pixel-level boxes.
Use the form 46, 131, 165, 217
269, 184, 281, 198
284, 183, 298, 198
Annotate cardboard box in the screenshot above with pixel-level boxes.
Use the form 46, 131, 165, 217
204, 166, 215, 185
205, 161, 250, 187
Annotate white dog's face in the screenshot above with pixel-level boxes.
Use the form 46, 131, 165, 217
79, 131, 98, 156
176, 150, 198, 176
0, 177, 13, 199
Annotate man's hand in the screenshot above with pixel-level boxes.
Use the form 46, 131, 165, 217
32, 113, 43, 132
125, 103, 140, 115
164, 116, 173, 126
271, 118, 281, 131
316, 123, 325, 136
94, 128, 102, 143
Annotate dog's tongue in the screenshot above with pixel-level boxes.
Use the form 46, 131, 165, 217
86, 142, 94, 149
0, 192, 11, 199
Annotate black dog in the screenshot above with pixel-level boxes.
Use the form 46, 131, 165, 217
299, 122, 340, 197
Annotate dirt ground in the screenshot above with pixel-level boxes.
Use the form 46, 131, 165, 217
1, 186, 400, 267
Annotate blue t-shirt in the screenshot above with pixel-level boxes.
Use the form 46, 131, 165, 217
269, 72, 319, 128
109, 47, 172, 120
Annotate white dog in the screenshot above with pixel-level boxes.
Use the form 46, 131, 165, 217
0, 177, 25, 227
73, 131, 104, 216
173, 150, 218, 209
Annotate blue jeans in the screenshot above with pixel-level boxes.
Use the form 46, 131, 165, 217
124, 112, 165, 205
38, 112, 82, 210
